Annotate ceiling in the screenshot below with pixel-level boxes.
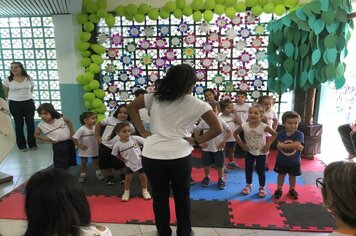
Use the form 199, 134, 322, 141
0, 0, 77, 16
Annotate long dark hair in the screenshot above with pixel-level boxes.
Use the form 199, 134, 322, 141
8, 62, 30, 81
24, 168, 91, 236
108, 122, 130, 140
112, 104, 130, 121
154, 63, 196, 101
36, 103, 62, 119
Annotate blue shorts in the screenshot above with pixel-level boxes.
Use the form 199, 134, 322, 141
225, 141, 236, 148
202, 151, 225, 167
274, 164, 301, 176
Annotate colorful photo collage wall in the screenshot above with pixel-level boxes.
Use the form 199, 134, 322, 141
97, 13, 274, 111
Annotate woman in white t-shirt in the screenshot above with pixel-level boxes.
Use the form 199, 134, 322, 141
2, 62, 37, 151
318, 161, 356, 236
24, 168, 112, 236
127, 64, 222, 236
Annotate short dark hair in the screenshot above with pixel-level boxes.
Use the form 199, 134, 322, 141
154, 64, 196, 102
203, 88, 218, 101
24, 168, 91, 236
236, 91, 248, 97
8, 62, 30, 81
209, 101, 220, 111
281, 111, 300, 124
37, 103, 62, 119
108, 122, 130, 140
79, 111, 96, 125
134, 89, 147, 97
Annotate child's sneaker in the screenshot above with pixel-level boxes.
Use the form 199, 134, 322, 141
201, 176, 210, 187
274, 189, 283, 199
105, 176, 114, 186
217, 178, 226, 190
119, 174, 125, 184
142, 190, 152, 200
96, 172, 105, 181
289, 189, 299, 199
122, 191, 130, 201
78, 174, 86, 183
227, 162, 240, 169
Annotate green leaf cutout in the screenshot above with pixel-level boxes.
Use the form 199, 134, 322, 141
281, 73, 294, 88
334, 75, 346, 89
312, 49, 321, 65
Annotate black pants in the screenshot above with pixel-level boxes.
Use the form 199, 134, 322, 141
52, 139, 77, 169
142, 155, 192, 236
245, 152, 266, 186
338, 124, 356, 157
8, 99, 36, 149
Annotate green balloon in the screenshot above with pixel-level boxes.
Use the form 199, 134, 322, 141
173, 9, 183, 18
76, 75, 86, 84
272, 0, 283, 5
115, 5, 126, 16
80, 32, 92, 42
214, 4, 225, 15
263, 3, 274, 13
83, 83, 92, 92
125, 14, 134, 21
83, 92, 95, 101
97, 8, 107, 18
274, 4, 285, 16
215, 0, 224, 3
235, 2, 246, 12
86, 2, 98, 13
97, 0, 107, 9
81, 50, 91, 58
205, 0, 216, 10
97, 114, 106, 122
246, 0, 258, 7
258, 0, 269, 6
193, 10, 202, 21
105, 13, 115, 27
134, 14, 145, 23
76, 41, 90, 51
148, 8, 159, 20
94, 88, 105, 98
76, 13, 88, 24
88, 13, 100, 23
225, 7, 236, 18
84, 72, 94, 81
224, 0, 236, 7
89, 63, 101, 74
251, 4, 263, 16
91, 44, 106, 54
191, 0, 204, 10
164, 1, 177, 12
96, 104, 107, 113
80, 58, 92, 67
176, 0, 187, 9
125, 4, 138, 15
183, 7, 193, 16
92, 98, 103, 108
138, 3, 151, 14
160, 10, 170, 19
203, 10, 214, 22
91, 54, 104, 65
84, 100, 94, 109
89, 80, 100, 90
83, 22, 95, 32
285, 0, 298, 7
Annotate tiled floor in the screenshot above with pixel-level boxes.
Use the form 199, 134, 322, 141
0, 142, 342, 236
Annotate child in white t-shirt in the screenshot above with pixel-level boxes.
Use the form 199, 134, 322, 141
195, 101, 232, 190
73, 111, 104, 183
234, 91, 251, 123
111, 122, 151, 201
34, 103, 76, 169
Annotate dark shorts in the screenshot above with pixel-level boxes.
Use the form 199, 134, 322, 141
122, 166, 145, 175
202, 151, 224, 167
274, 163, 301, 176
52, 139, 77, 169
80, 156, 99, 159
98, 143, 125, 170
225, 141, 236, 148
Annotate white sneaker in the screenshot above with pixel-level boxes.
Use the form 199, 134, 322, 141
122, 191, 130, 201
142, 190, 151, 200
96, 172, 105, 181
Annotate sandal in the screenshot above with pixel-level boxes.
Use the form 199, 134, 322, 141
241, 185, 252, 195
258, 187, 266, 198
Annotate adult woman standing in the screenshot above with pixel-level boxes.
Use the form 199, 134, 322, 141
2, 62, 37, 151
127, 64, 222, 236
317, 161, 356, 235
338, 122, 356, 160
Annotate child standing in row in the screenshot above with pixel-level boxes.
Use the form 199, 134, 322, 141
203, 88, 218, 103
95, 104, 135, 185
72, 111, 104, 183
111, 123, 151, 201
274, 111, 304, 199
34, 103, 77, 169
234, 91, 251, 123
234, 104, 277, 198
219, 99, 241, 169
195, 101, 232, 190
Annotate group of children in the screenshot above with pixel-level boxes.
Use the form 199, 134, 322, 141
197, 89, 304, 199
33, 88, 304, 201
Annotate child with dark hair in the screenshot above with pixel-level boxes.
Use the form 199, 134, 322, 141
34, 103, 76, 169
219, 99, 242, 169
134, 89, 151, 132
203, 88, 218, 103
95, 104, 135, 185
73, 111, 104, 183
234, 90, 250, 123
128, 63, 222, 236
273, 111, 304, 199
24, 168, 112, 236
111, 122, 151, 201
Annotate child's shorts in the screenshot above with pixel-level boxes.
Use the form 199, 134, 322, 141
202, 151, 224, 168
52, 139, 77, 169
80, 156, 99, 159
98, 144, 125, 170
274, 164, 301, 176
225, 141, 236, 148
122, 167, 145, 175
